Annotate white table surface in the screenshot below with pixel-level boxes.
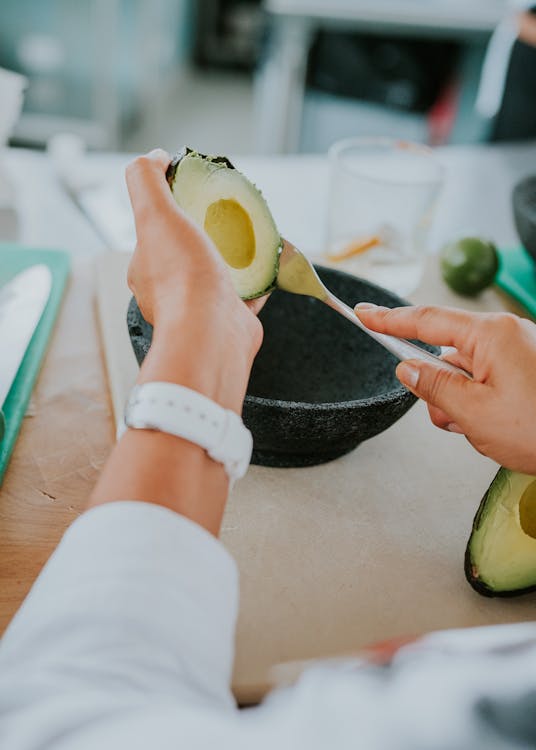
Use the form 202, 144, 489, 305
2, 143, 536, 700
3, 141, 533, 258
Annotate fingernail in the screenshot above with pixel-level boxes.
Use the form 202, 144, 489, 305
447, 423, 464, 434
355, 302, 377, 310
147, 147, 169, 159
397, 362, 419, 389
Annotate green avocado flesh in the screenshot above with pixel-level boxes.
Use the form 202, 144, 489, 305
465, 468, 536, 596
167, 148, 282, 299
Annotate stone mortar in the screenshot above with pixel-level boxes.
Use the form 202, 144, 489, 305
127, 265, 437, 467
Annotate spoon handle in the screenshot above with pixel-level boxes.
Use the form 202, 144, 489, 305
325, 294, 472, 380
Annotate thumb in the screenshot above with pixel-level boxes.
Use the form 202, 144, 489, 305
396, 359, 475, 425
125, 149, 175, 234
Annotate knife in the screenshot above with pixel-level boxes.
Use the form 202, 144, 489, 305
0, 265, 52, 442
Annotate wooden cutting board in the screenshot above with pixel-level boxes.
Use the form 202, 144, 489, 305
96, 251, 536, 704
0, 245, 70, 484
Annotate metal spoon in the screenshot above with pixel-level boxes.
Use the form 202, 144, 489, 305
276, 239, 471, 378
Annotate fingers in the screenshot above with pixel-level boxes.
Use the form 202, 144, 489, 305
246, 293, 271, 317
424, 348, 471, 432
441, 347, 472, 372
141, 148, 170, 169
354, 303, 481, 426
125, 149, 176, 235
396, 358, 480, 427
427, 404, 464, 433
355, 303, 481, 352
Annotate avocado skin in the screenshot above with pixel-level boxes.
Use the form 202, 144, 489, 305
239, 278, 278, 300
440, 237, 499, 297
165, 146, 236, 188
464, 468, 536, 598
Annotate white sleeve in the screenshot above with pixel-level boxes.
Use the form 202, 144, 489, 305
0, 502, 238, 746
1, 501, 535, 750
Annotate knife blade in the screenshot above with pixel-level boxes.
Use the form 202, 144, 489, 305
0, 264, 52, 441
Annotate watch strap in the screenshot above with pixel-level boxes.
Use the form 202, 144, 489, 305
124, 382, 253, 483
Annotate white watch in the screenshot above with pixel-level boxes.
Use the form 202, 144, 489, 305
124, 382, 253, 484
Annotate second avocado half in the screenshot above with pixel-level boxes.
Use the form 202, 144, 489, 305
465, 468, 536, 597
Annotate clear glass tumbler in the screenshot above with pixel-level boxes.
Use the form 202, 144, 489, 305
326, 137, 444, 297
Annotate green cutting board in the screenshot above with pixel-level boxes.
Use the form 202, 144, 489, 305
0, 244, 70, 485
497, 245, 536, 318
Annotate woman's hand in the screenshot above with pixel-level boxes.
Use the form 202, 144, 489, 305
91, 149, 268, 532
125, 149, 265, 413
519, 10, 536, 48
355, 303, 536, 474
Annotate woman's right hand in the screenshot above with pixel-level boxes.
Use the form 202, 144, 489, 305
124, 149, 265, 414
355, 304, 536, 474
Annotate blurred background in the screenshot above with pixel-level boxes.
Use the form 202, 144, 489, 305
0, 0, 535, 155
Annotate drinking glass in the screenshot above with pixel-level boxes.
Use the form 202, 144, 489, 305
326, 137, 444, 297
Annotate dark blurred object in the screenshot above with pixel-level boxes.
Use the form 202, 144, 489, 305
490, 7, 536, 142
513, 175, 536, 264
307, 31, 460, 113
194, 0, 263, 69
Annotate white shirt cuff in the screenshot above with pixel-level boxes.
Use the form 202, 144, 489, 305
2, 501, 239, 708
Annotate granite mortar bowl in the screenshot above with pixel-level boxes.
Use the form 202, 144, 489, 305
513, 175, 536, 264
127, 266, 435, 467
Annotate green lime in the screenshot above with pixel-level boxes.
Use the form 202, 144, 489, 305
440, 237, 499, 296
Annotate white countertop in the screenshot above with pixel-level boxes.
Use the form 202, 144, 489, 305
2, 141, 534, 257
2, 142, 536, 700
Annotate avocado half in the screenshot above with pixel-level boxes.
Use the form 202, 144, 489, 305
465, 468, 536, 597
166, 147, 282, 300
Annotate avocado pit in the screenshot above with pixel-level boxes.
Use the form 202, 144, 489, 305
519, 480, 536, 539
204, 198, 255, 270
